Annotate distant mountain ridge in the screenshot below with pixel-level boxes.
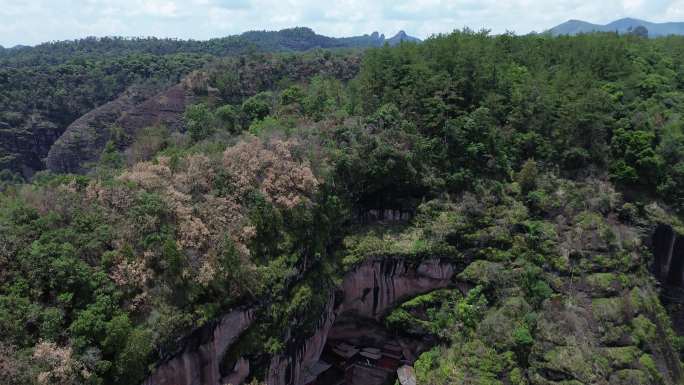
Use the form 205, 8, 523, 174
0, 27, 420, 177
0, 27, 421, 66
386, 30, 421, 45
236, 27, 420, 50
548, 18, 684, 37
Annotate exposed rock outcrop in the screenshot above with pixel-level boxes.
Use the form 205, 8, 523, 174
358, 209, 412, 224
397, 365, 416, 385
45, 86, 157, 173
651, 223, 684, 335
46, 82, 193, 174
143, 257, 458, 385
339, 258, 456, 319
115, 83, 192, 136
0, 115, 61, 177
143, 308, 254, 385
268, 257, 458, 385
652, 224, 684, 287
386, 31, 421, 45
224, 358, 250, 385
266, 291, 337, 385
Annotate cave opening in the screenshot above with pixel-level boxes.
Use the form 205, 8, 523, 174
667, 237, 684, 287
295, 257, 460, 385
303, 313, 432, 385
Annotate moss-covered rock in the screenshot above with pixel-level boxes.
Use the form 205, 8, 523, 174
478, 297, 533, 350
631, 315, 657, 349
608, 369, 650, 385
537, 345, 610, 383
584, 273, 622, 297
592, 297, 628, 324
599, 324, 633, 346
638, 354, 662, 383
458, 260, 506, 287
601, 346, 641, 369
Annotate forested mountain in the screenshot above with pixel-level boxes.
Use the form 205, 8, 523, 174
0, 27, 418, 180
3, 29, 684, 385
549, 17, 684, 37
0, 52, 210, 178
0, 27, 419, 67
386, 30, 422, 45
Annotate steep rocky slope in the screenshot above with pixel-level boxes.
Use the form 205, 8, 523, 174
142, 309, 255, 385
0, 53, 208, 178
0, 114, 61, 176
651, 223, 684, 339
405, 181, 684, 385
46, 82, 195, 173
141, 182, 684, 385
0, 27, 414, 178
143, 257, 461, 385
44, 53, 361, 174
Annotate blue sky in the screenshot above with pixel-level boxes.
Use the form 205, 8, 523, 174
1, 0, 683, 46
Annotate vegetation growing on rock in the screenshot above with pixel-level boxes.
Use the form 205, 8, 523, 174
2, 29, 684, 384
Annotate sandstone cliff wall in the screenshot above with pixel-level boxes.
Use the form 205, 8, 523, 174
46, 83, 192, 173
143, 309, 254, 385
266, 257, 457, 385
143, 257, 458, 385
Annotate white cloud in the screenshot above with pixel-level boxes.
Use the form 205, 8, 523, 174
0, 0, 682, 46
668, 1, 684, 18
140, 0, 180, 18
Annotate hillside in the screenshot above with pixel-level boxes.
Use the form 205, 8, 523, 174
0, 28, 419, 180
2, 29, 684, 385
548, 17, 684, 37
0, 27, 419, 68
386, 30, 422, 45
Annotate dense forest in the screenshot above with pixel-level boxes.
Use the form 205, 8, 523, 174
2, 29, 684, 385
0, 27, 406, 179
0, 28, 390, 67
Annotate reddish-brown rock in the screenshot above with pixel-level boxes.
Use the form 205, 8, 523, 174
46, 82, 194, 173
339, 258, 456, 319
143, 309, 254, 385
143, 257, 457, 385
267, 257, 457, 385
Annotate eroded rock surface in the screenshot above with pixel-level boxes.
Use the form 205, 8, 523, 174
650, 224, 684, 335
143, 308, 254, 385
652, 224, 684, 287
144, 257, 458, 385
397, 365, 416, 385
267, 291, 337, 385
46, 82, 193, 173
268, 257, 458, 385
340, 258, 456, 319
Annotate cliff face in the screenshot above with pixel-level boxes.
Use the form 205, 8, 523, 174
143, 257, 459, 385
651, 224, 684, 335
652, 224, 684, 287
266, 291, 337, 385
115, 83, 190, 137
0, 116, 61, 177
42, 56, 362, 175
267, 257, 458, 385
143, 309, 254, 385
45, 86, 156, 173
339, 258, 456, 319
46, 82, 192, 174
